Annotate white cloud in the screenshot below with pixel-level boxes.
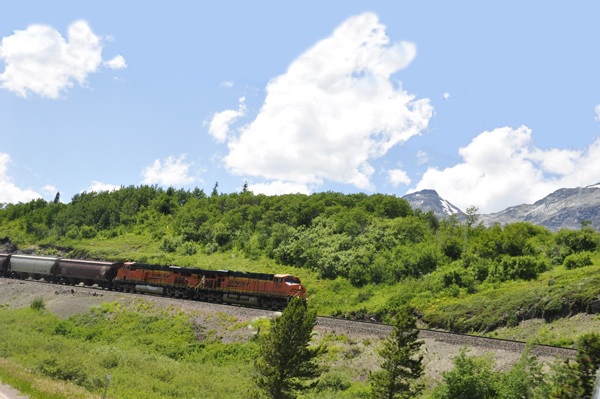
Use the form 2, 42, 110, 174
412, 125, 600, 213
207, 97, 246, 143
87, 181, 120, 192
0, 152, 41, 204
416, 150, 430, 165
248, 181, 311, 196
221, 81, 233, 88
141, 155, 198, 186
442, 92, 450, 100
213, 13, 433, 190
387, 169, 411, 187
595, 105, 600, 122
0, 20, 126, 98
104, 54, 127, 69
41, 185, 57, 194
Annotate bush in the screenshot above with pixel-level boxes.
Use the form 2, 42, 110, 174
178, 241, 198, 256
563, 252, 593, 270
160, 235, 181, 253
79, 225, 97, 239
316, 372, 351, 392
487, 256, 547, 282
30, 297, 45, 311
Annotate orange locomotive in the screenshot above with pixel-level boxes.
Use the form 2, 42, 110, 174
114, 262, 306, 309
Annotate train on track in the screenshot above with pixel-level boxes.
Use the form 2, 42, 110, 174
0, 254, 306, 309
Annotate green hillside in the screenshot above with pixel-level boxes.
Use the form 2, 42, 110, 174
2, 185, 600, 340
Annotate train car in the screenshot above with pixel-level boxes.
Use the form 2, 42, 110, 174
58, 259, 123, 288
0, 254, 10, 277
9, 255, 60, 280
114, 262, 307, 309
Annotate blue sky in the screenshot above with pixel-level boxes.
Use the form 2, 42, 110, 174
1, 1, 600, 213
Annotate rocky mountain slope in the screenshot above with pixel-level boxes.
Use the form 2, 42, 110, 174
402, 189, 464, 220
478, 184, 600, 232
405, 184, 600, 232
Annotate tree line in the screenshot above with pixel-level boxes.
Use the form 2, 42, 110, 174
1, 185, 598, 289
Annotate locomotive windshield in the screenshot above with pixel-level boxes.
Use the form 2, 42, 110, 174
285, 277, 298, 284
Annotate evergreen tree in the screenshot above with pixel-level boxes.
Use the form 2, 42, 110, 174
53, 192, 60, 204
251, 298, 325, 399
211, 182, 219, 197
369, 306, 424, 399
242, 180, 249, 193
555, 333, 600, 398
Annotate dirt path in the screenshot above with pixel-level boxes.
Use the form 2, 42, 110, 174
0, 382, 27, 399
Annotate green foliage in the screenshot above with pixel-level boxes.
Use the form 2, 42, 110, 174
368, 306, 424, 398
30, 296, 45, 311
433, 348, 498, 399
487, 256, 547, 282
563, 252, 593, 270
252, 298, 325, 399
0, 303, 260, 398
554, 333, 600, 398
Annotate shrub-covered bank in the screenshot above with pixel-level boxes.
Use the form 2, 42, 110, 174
1, 185, 600, 336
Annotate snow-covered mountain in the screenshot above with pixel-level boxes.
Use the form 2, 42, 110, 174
402, 189, 464, 220
405, 184, 600, 232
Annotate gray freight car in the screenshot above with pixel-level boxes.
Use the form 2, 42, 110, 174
59, 259, 123, 288
9, 255, 60, 280
0, 254, 10, 277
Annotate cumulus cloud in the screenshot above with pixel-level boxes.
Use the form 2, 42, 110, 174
207, 97, 246, 143
141, 155, 198, 186
221, 81, 233, 88
212, 13, 433, 191
41, 185, 57, 194
0, 20, 126, 98
104, 54, 127, 69
87, 181, 120, 192
595, 105, 600, 122
412, 126, 600, 213
387, 169, 411, 187
248, 181, 311, 195
0, 152, 41, 204
442, 92, 450, 100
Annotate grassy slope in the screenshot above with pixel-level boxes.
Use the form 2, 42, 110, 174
8, 230, 600, 348
0, 300, 378, 399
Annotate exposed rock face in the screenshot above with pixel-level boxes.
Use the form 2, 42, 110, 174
478, 185, 600, 232
406, 185, 600, 232
403, 189, 465, 220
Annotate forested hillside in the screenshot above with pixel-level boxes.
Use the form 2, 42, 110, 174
2, 184, 600, 336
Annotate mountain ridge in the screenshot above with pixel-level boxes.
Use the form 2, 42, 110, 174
404, 184, 600, 232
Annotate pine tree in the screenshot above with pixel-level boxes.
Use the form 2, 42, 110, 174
251, 298, 325, 399
555, 333, 600, 398
369, 306, 424, 399
211, 182, 219, 197
53, 192, 60, 204
242, 180, 249, 193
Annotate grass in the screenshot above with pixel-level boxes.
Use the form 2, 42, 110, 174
0, 299, 379, 399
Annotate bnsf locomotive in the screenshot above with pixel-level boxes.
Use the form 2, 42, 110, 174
0, 254, 306, 309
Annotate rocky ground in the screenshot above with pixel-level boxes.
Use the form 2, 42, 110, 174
0, 382, 27, 399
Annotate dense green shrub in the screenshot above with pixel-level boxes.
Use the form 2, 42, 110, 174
487, 256, 547, 282
563, 252, 593, 270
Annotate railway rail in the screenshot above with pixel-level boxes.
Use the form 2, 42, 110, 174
0, 276, 577, 359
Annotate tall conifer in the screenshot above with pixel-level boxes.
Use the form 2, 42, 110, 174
252, 298, 325, 399
369, 306, 424, 399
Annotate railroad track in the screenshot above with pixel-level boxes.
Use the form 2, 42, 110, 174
0, 277, 577, 359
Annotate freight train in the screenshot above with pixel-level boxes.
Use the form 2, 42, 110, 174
0, 254, 306, 309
